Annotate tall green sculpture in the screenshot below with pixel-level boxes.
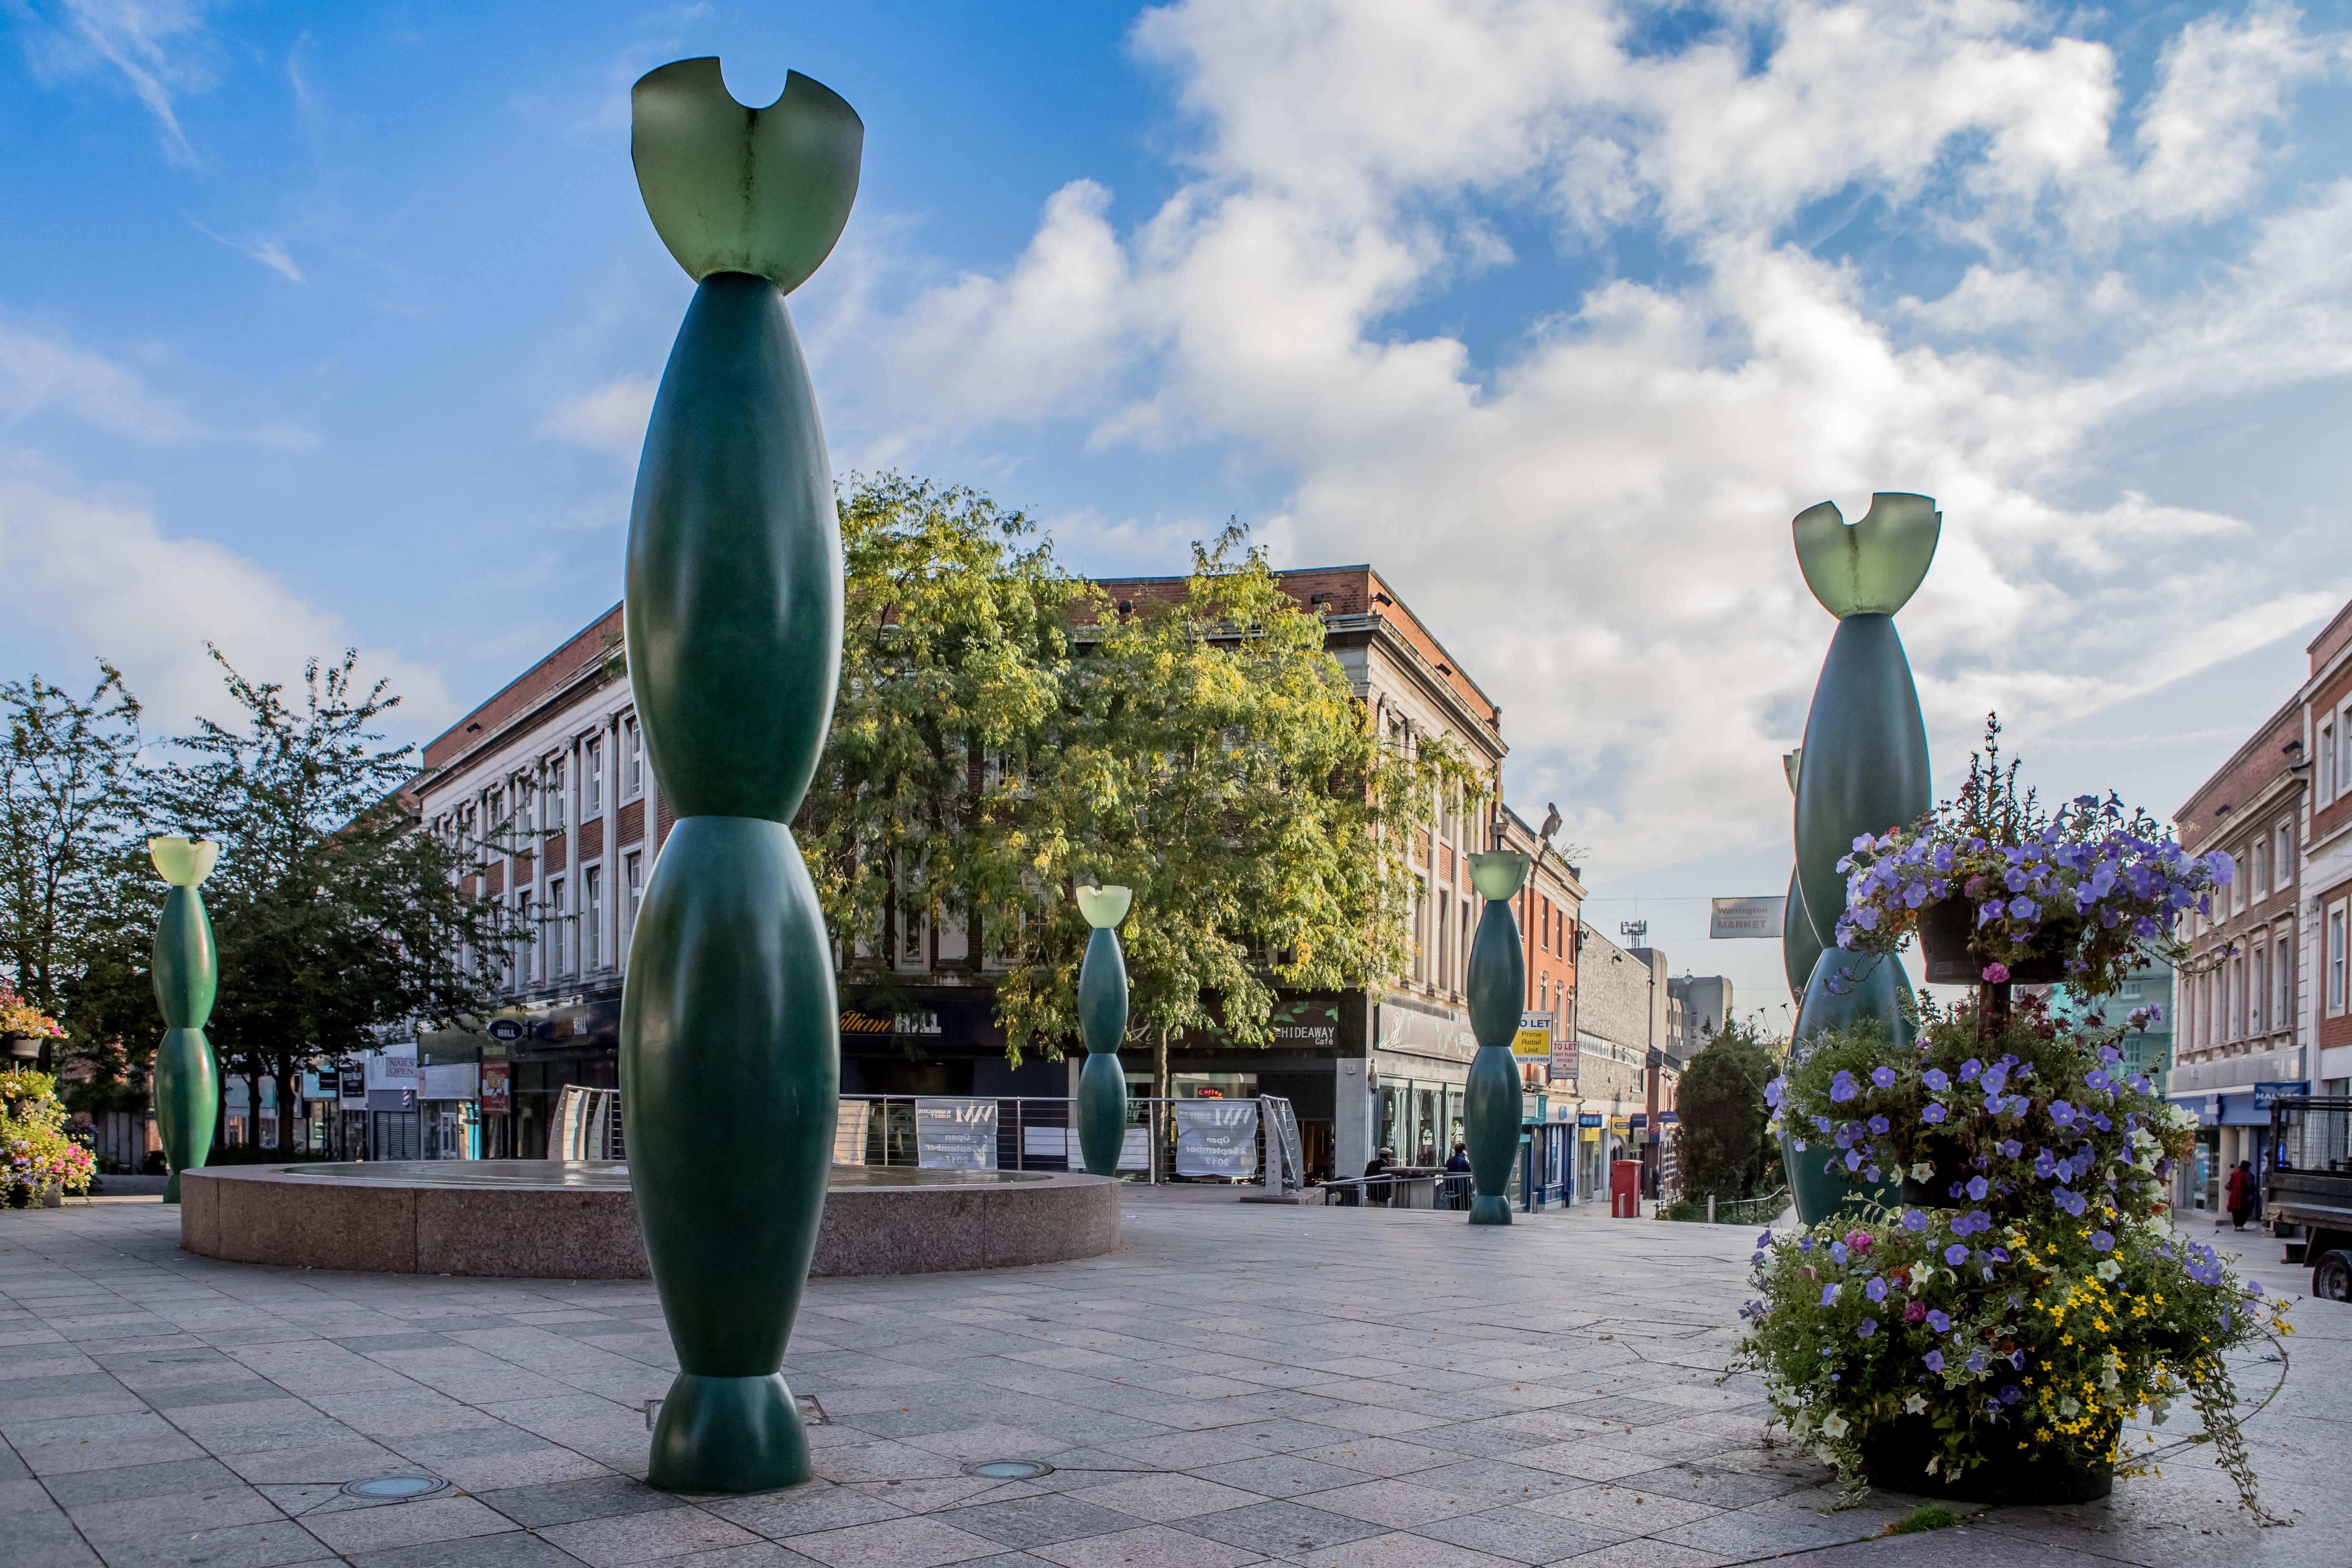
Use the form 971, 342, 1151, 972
1782, 494, 1938, 1224
1463, 851, 1530, 1226
618, 58, 861, 1495
1073, 883, 1132, 1177
149, 835, 219, 1207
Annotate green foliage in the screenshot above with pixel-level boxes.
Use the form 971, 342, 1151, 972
1672, 1022, 1778, 1200
1888, 1504, 1957, 1535
799, 476, 1471, 1064
1738, 998, 2288, 1512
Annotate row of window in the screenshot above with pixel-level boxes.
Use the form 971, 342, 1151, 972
2189, 924, 2294, 1050
435, 716, 647, 854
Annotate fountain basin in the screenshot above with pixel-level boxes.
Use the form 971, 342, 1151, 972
178, 1160, 1118, 1279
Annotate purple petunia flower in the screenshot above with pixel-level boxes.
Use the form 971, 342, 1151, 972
1966, 1176, 1989, 1201
1902, 1209, 1928, 1232
1831, 1071, 1858, 1104
1865, 1277, 1888, 1302
1944, 1244, 1969, 1266
2049, 1100, 2077, 1126
1923, 1102, 1947, 1124
1924, 1068, 1950, 1092
1820, 1283, 1841, 1306
1959, 1058, 1984, 1082
1845, 1150, 1863, 1172
1926, 1310, 1950, 1333
2091, 1230, 2115, 1252
1868, 1115, 1890, 1135
1871, 1066, 1897, 1089
1924, 1350, 1945, 1371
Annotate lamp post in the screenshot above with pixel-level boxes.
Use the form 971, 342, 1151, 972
1073, 883, 1133, 1177
1464, 850, 1531, 1225
149, 835, 220, 1206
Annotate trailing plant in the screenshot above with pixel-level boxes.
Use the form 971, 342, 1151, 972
1832, 717, 2229, 997
1736, 997, 2287, 1511
0, 1068, 94, 1202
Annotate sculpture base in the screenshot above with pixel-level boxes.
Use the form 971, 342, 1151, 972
1468, 1194, 1512, 1225
163, 1171, 180, 1206
649, 1371, 807, 1493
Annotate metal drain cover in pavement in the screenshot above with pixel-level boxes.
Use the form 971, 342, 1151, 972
964, 1460, 1054, 1480
342, 1473, 449, 1501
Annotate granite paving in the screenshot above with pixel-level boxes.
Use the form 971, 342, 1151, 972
0, 1190, 2341, 1568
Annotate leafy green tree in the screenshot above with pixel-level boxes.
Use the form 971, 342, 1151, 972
148, 648, 527, 1150
1672, 1022, 1781, 1200
0, 665, 156, 1094
796, 478, 1472, 1079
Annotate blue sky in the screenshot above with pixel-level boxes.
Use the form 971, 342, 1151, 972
6, 1, 2352, 1009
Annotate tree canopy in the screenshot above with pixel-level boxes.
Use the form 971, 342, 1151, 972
1671, 1022, 1782, 1201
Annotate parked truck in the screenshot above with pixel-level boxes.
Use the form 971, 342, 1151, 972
2266, 1096, 2352, 1300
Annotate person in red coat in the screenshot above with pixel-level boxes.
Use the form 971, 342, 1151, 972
2226, 1159, 2256, 1231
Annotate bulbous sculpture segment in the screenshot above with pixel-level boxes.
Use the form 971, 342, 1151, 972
622, 817, 836, 1492
1463, 895, 1527, 1226
1075, 925, 1130, 1177
1782, 865, 1823, 1005
1782, 947, 1911, 1224
626, 274, 842, 824
1792, 614, 1930, 944
151, 884, 218, 1204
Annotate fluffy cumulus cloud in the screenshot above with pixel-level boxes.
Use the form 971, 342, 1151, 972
815, 0, 2352, 873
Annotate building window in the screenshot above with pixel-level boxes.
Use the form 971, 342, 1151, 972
2250, 946, 2267, 1035
2251, 836, 2269, 901
547, 756, 567, 830
2327, 724, 2341, 806
548, 877, 568, 976
1460, 902, 1471, 993
2276, 927, 2293, 1032
624, 852, 643, 954
2331, 904, 2348, 1016
517, 892, 534, 984
624, 716, 644, 800
1437, 891, 1452, 989
583, 736, 603, 815
583, 865, 603, 970
2231, 954, 2245, 1040
2277, 823, 2295, 889
1410, 879, 1427, 983
2231, 848, 2246, 914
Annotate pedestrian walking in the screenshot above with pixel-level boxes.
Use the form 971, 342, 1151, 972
2226, 1159, 2255, 1231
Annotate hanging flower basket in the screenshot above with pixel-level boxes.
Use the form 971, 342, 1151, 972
1, 1034, 38, 1062
1914, 897, 2077, 986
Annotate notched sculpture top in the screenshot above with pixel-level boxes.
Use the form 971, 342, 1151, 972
1792, 493, 1940, 618
631, 58, 863, 291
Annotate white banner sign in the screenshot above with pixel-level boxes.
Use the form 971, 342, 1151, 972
833, 1100, 871, 1165
1120, 1126, 1150, 1171
420, 1063, 478, 1101
1174, 1099, 1259, 1179
1709, 896, 1786, 940
915, 1098, 999, 1170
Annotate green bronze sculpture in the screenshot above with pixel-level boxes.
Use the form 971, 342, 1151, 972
1781, 494, 1938, 1223
1463, 851, 1531, 1225
1073, 883, 1132, 1177
618, 57, 861, 1495
149, 835, 219, 1206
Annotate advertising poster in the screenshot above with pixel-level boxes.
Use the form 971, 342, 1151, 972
833, 1100, 871, 1164
915, 1098, 999, 1170
478, 1063, 511, 1114
1174, 1099, 1259, 1179
1512, 1012, 1554, 1057
1708, 896, 1786, 939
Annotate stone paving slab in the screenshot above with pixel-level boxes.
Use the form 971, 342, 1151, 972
0, 1192, 2341, 1568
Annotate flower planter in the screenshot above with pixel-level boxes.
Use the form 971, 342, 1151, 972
1781, 1131, 1893, 1226
1915, 896, 2075, 986
1861, 1415, 2112, 1504
1897, 1135, 1972, 1209
2, 1032, 39, 1062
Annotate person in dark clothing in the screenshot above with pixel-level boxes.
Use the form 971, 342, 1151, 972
2226, 1159, 2255, 1230
1363, 1147, 1394, 1207
1445, 1143, 1471, 1172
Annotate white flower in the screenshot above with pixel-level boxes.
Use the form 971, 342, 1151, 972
1904, 1393, 1928, 1414
1820, 1413, 1850, 1439
2096, 1260, 2121, 1280
2101, 1368, 2119, 1391
2059, 1396, 2081, 1416
1910, 1162, 1933, 1182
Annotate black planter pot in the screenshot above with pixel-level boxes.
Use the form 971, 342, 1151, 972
1916, 896, 2076, 986
1862, 1416, 2112, 1505
1898, 1136, 1974, 1209
1, 1033, 39, 1063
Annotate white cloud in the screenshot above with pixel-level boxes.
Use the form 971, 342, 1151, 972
2131, 5, 2335, 223
0, 314, 198, 438
538, 374, 655, 459
0, 451, 453, 732
192, 223, 305, 283
12, 0, 216, 164
810, 0, 2352, 878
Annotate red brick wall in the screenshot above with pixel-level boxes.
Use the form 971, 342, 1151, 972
486, 862, 504, 895
617, 798, 645, 846
2320, 873, 2352, 1051
2306, 657, 2352, 846
656, 795, 675, 850
577, 817, 604, 862
2178, 701, 2301, 855
545, 836, 567, 874
420, 604, 623, 772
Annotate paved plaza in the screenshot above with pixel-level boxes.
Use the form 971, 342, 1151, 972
1, 1192, 2343, 1568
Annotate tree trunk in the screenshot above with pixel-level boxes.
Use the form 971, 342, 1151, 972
1154, 1027, 1169, 1103
246, 1065, 265, 1151
274, 1054, 299, 1152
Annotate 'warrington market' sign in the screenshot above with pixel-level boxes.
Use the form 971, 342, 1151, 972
1708, 896, 1786, 939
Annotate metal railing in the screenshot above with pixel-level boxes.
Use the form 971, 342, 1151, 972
1319, 1171, 1475, 1210
834, 1093, 1299, 1184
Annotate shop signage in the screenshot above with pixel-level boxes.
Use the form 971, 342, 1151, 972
2253, 1081, 2309, 1106
1578, 1111, 1604, 1128
479, 1063, 511, 1114
365, 1089, 415, 1113
338, 1068, 367, 1110
1512, 1012, 1554, 1057
834, 1100, 870, 1163
421, 1063, 478, 1101
1376, 1002, 1476, 1064
915, 1098, 997, 1170
1175, 1099, 1259, 1178
838, 1009, 944, 1037
487, 1018, 525, 1042
1609, 1115, 1631, 1135
1708, 895, 1786, 939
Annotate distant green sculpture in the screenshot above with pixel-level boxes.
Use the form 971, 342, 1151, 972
1073, 883, 1132, 1177
1782, 494, 1938, 1223
618, 57, 861, 1495
149, 835, 219, 1207
1463, 851, 1531, 1225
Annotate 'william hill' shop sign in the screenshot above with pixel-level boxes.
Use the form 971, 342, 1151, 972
837, 1008, 944, 1039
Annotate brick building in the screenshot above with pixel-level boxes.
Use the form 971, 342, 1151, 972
2171, 596, 2352, 1210
407, 564, 1588, 1187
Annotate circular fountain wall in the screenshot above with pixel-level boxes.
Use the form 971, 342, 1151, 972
177, 1160, 1119, 1279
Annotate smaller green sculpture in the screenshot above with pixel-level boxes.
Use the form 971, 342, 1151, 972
1462, 851, 1530, 1226
148, 835, 220, 1206
1073, 883, 1132, 1177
